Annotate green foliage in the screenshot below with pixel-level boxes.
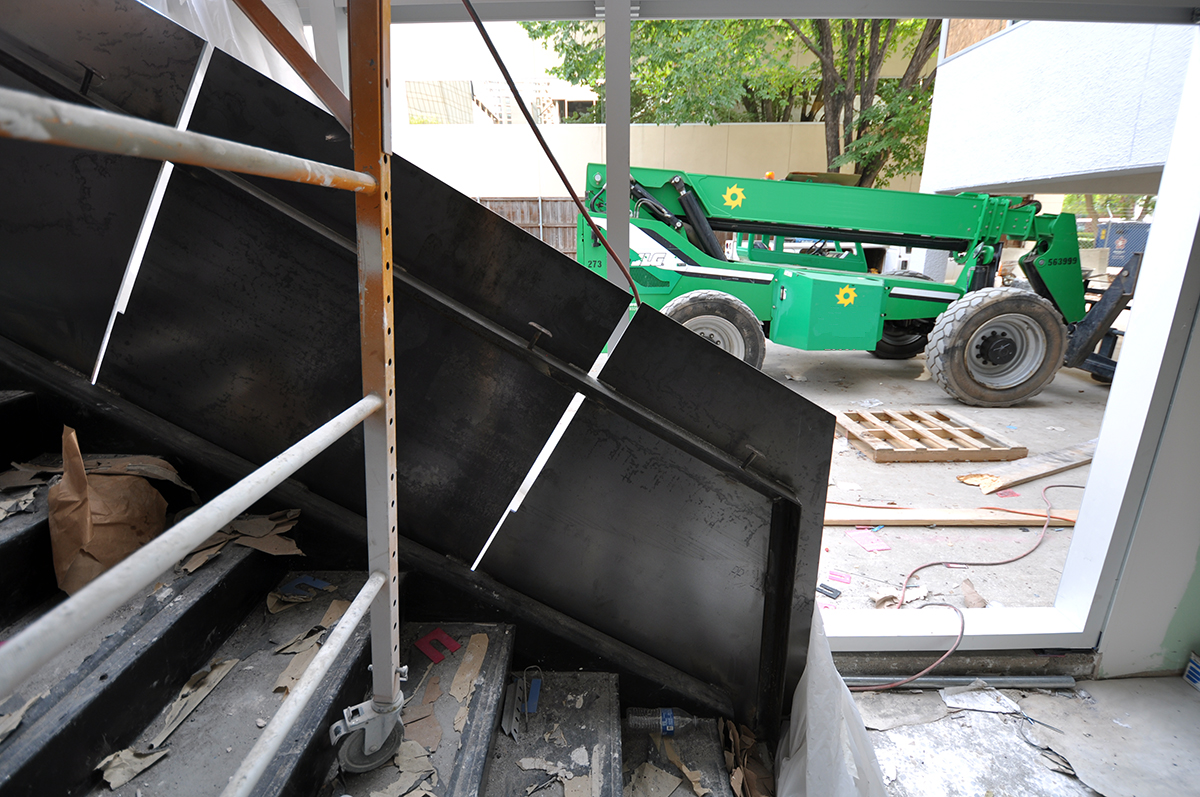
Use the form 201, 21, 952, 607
522, 18, 938, 186
831, 77, 934, 187
1062, 194, 1156, 221
521, 19, 816, 125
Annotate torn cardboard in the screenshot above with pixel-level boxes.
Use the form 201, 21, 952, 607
151, 658, 239, 748
0, 486, 37, 522
186, 508, 303, 573
960, 579, 988, 609
97, 747, 170, 789
631, 761, 681, 797
48, 427, 168, 594
390, 738, 437, 794
870, 584, 927, 609
450, 633, 488, 702
661, 737, 711, 797
0, 690, 48, 744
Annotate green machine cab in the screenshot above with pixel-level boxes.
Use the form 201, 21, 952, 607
578, 163, 1133, 407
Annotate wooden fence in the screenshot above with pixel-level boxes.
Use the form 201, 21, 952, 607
479, 197, 577, 259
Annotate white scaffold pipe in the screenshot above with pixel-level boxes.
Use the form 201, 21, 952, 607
0, 85, 377, 193
221, 571, 385, 797
0, 394, 383, 699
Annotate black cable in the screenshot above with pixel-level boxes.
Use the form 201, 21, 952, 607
459, 0, 641, 304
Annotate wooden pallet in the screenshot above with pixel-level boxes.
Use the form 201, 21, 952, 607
836, 408, 1027, 463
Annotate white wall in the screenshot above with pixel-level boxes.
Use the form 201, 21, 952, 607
922, 21, 1191, 196
393, 122, 922, 198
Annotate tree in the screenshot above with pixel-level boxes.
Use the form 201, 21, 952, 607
522, 20, 816, 125
1062, 194, 1156, 238
785, 19, 940, 187
522, 18, 940, 187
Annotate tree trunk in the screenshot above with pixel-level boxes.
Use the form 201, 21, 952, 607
1084, 194, 1100, 238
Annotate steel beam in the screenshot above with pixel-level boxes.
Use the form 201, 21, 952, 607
231, 0, 352, 132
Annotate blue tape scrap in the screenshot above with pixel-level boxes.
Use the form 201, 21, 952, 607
279, 575, 333, 597
521, 678, 541, 713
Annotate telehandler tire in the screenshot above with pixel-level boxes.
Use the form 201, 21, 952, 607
925, 286, 1067, 407
661, 290, 767, 369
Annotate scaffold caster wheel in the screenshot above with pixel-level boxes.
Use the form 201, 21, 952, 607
337, 722, 403, 773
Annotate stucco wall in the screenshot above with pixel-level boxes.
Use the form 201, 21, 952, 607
393, 122, 921, 198
921, 21, 1191, 196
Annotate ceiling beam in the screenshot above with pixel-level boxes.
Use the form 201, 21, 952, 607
339, 0, 1200, 25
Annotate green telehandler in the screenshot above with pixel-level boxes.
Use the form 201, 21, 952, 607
577, 164, 1137, 407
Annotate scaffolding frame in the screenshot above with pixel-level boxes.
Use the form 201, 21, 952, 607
0, 1, 402, 790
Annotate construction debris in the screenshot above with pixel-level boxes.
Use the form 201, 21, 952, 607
837, 408, 1026, 463
0, 486, 37, 522
0, 690, 47, 744
97, 748, 170, 789
938, 680, 1020, 714
450, 633, 488, 702
960, 579, 988, 608
629, 761, 681, 797
720, 719, 774, 797
957, 439, 1096, 494
49, 427, 169, 594
825, 505, 1077, 526
265, 574, 334, 614
183, 508, 303, 575
274, 599, 349, 694
96, 658, 237, 788
387, 739, 437, 796
151, 658, 239, 747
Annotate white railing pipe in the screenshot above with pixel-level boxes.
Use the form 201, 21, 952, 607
0, 394, 383, 699
221, 571, 385, 797
0, 86, 376, 193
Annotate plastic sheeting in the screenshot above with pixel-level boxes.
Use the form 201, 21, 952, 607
138, 0, 325, 109
776, 608, 887, 797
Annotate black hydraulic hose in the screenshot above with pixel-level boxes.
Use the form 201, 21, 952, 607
459, 0, 641, 305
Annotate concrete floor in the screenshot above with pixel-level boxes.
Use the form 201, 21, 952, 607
760, 341, 1111, 611
856, 675, 1200, 797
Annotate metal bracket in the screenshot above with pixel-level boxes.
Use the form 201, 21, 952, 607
328, 694, 403, 754
527, 322, 553, 350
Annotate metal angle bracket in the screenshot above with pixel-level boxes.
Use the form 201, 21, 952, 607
329, 693, 404, 755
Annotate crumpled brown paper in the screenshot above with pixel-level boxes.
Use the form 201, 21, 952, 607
47, 427, 168, 594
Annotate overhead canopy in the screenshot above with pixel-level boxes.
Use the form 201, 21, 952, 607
298, 0, 1199, 24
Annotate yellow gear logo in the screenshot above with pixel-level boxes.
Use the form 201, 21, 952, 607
836, 285, 857, 306
722, 184, 746, 209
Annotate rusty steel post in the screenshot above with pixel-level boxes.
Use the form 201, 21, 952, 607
347, 0, 402, 757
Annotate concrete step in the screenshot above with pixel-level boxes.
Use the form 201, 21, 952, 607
621, 718, 738, 797
482, 671, 623, 797
0, 546, 284, 797
0, 485, 56, 627
77, 569, 371, 797
339, 622, 516, 797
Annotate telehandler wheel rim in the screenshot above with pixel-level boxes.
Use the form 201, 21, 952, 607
962, 312, 1047, 389
681, 315, 747, 360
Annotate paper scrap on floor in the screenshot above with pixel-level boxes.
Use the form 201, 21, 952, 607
940, 679, 1020, 714
845, 527, 890, 553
